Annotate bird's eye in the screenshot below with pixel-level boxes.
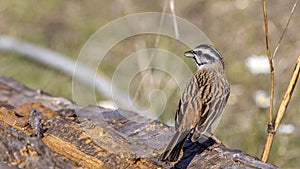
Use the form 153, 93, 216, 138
196, 50, 202, 56
203, 54, 215, 62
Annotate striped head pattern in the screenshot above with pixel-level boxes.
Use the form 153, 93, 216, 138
184, 44, 224, 70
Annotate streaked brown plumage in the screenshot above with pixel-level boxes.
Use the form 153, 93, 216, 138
159, 44, 230, 162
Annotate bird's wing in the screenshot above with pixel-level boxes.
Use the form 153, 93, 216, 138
175, 74, 209, 132
174, 99, 182, 130
191, 80, 230, 141
175, 70, 230, 140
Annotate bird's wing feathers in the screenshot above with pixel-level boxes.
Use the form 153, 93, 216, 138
192, 82, 230, 141
175, 72, 209, 132
175, 70, 229, 141
174, 99, 182, 130
174, 96, 187, 131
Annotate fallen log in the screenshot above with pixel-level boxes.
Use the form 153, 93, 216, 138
0, 75, 278, 169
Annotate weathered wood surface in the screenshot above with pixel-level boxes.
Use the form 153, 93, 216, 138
0, 75, 278, 169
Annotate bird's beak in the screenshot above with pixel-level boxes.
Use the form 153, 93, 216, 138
184, 50, 195, 58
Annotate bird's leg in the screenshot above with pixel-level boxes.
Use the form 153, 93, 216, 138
210, 133, 222, 144
208, 133, 224, 149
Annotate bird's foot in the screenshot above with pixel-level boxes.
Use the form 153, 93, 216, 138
208, 142, 224, 150
208, 134, 224, 150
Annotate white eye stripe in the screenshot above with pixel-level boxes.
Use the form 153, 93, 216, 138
197, 49, 221, 59
193, 44, 222, 60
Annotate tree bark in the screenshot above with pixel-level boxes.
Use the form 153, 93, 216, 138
0, 75, 278, 169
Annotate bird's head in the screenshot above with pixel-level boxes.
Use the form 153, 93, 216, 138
184, 44, 224, 70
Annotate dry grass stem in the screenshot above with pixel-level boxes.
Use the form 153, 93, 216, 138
274, 56, 300, 131
262, 0, 275, 128
261, 55, 300, 162
261, 0, 298, 162
272, 0, 298, 60
261, 0, 274, 162
130, 1, 168, 110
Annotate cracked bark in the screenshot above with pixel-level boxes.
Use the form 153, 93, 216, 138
0, 75, 278, 169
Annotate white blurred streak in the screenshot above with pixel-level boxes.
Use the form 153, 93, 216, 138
0, 35, 128, 106
170, 0, 179, 39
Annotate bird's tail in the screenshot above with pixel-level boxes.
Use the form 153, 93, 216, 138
159, 130, 190, 162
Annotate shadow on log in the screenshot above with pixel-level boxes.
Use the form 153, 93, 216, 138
0, 75, 278, 169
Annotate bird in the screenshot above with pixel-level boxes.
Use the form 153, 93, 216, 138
159, 44, 230, 162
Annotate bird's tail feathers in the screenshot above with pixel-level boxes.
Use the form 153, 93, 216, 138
159, 130, 190, 162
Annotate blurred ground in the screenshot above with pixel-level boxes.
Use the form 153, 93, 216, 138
0, 1, 299, 168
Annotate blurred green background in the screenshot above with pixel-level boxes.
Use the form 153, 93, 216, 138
1, 1, 300, 168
